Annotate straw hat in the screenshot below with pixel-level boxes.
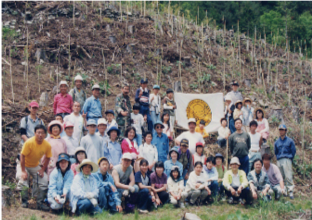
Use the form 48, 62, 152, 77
76, 159, 98, 173
243, 97, 252, 105
254, 107, 266, 119
47, 120, 63, 135
235, 100, 243, 108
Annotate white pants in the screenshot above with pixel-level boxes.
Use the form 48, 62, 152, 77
17, 166, 48, 191
277, 158, 294, 193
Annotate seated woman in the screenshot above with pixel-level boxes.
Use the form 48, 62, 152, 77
70, 159, 102, 215
150, 161, 169, 208
254, 108, 269, 142
44, 120, 67, 178
167, 166, 185, 208
71, 147, 87, 176
164, 147, 183, 179
223, 157, 252, 205
48, 153, 74, 212
184, 161, 209, 205
135, 159, 155, 214
139, 131, 158, 173
214, 153, 227, 198
104, 126, 122, 171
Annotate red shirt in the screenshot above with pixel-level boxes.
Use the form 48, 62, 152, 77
53, 93, 73, 114
121, 139, 139, 155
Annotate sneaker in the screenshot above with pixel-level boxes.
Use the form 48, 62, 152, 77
179, 202, 185, 209
138, 209, 149, 214
289, 192, 294, 200
153, 202, 158, 210
239, 198, 245, 205
227, 197, 234, 204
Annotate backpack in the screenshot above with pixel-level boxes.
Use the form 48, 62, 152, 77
24, 116, 43, 137
73, 88, 86, 103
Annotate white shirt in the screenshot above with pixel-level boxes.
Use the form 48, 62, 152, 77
62, 135, 79, 155
131, 113, 144, 135
64, 113, 84, 143
149, 93, 161, 112
185, 171, 208, 192
232, 173, 241, 188
218, 126, 231, 139
163, 123, 173, 137
176, 131, 205, 154
248, 132, 261, 152
167, 177, 184, 194
139, 143, 158, 171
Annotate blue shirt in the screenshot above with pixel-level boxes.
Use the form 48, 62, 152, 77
134, 171, 151, 186
274, 136, 296, 160
103, 139, 122, 166
203, 166, 218, 181
48, 168, 74, 199
164, 160, 183, 179
151, 131, 169, 163
82, 95, 102, 119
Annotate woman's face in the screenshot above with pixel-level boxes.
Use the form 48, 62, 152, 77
59, 160, 69, 172
77, 152, 86, 163
140, 162, 148, 174
170, 151, 178, 160
221, 120, 227, 127
156, 167, 164, 176
82, 164, 92, 175
128, 129, 135, 140
163, 114, 170, 122
194, 164, 202, 174
215, 158, 222, 166
196, 146, 203, 155
237, 103, 242, 109
145, 134, 152, 144
172, 170, 178, 179
257, 110, 263, 119
51, 125, 60, 136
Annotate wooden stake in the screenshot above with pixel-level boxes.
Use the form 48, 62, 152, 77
73, 1, 75, 27
144, 0, 146, 17
159, 47, 163, 85
10, 48, 14, 103
179, 40, 183, 92
102, 49, 107, 112
302, 87, 307, 180
288, 51, 290, 105
26, 27, 29, 100
120, 0, 122, 21
68, 34, 71, 76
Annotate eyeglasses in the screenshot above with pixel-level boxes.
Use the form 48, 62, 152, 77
156, 126, 162, 129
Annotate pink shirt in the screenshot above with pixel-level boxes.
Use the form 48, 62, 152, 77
53, 93, 73, 114
43, 137, 67, 179
71, 163, 80, 176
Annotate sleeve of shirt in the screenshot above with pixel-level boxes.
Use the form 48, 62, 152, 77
290, 139, 296, 158
233, 109, 239, 119
21, 141, 31, 156
121, 140, 130, 154
20, 117, 26, 129
134, 172, 142, 184
82, 98, 89, 115
199, 135, 205, 145
150, 173, 155, 184
68, 89, 74, 99
167, 178, 174, 192
222, 171, 231, 190
53, 95, 57, 115
149, 94, 153, 105
115, 96, 123, 114
274, 141, 278, 156
45, 142, 52, 158
154, 146, 158, 162
103, 142, 109, 159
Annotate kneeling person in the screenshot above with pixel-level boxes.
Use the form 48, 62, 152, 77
48, 153, 74, 211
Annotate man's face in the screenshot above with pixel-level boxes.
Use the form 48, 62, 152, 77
60, 84, 68, 94
87, 125, 96, 134
235, 120, 242, 130
155, 124, 163, 134
122, 86, 130, 96
188, 122, 196, 132
231, 163, 239, 171
75, 80, 82, 89
232, 85, 238, 92
141, 83, 147, 89
180, 145, 188, 153
279, 129, 286, 136
122, 158, 131, 168
73, 102, 81, 113
100, 160, 109, 173
254, 161, 262, 173
250, 125, 257, 133
65, 127, 74, 137
98, 124, 107, 133
29, 106, 38, 115
92, 89, 100, 98
82, 164, 92, 175
167, 92, 173, 99
153, 88, 159, 94
263, 159, 270, 167
35, 128, 46, 142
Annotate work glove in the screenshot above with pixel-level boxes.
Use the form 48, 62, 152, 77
128, 186, 135, 193
85, 192, 94, 199
90, 198, 98, 207
122, 190, 129, 197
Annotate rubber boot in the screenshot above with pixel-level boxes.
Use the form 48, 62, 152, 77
20, 189, 29, 208
37, 189, 50, 211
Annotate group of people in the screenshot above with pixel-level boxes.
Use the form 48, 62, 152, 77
16, 76, 297, 216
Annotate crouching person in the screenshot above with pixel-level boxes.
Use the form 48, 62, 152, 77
112, 153, 139, 213
203, 156, 219, 202
223, 157, 252, 205
92, 157, 122, 213
184, 162, 209, 205
247, 159, 272, 202
167, 166, 185, 208
70, 159, 102, 215
48, 153, 74, 212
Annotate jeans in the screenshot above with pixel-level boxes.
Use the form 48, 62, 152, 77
277, 158, 294, 193
218, 182, 226, 196
217, 138, 227, 148
98, 187, 108, 210
139, 105, 153, 131
182, 169, 188, 186
238, 155, 249, 175
248, 152, 262, 171
156, 191, 169, 205
229, 118, 236, 134
208, 181, 219, 197
137, 188, 152, 210
150, 111, 160, 129
225, 187, 252, 203
135, 134, 142, 147
76, 199, 102, 215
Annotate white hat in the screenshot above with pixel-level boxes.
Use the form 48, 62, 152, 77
122, 153, 132, 160
74, 146, 86, 155
74, 75, 83, 82
230, 157, 241, 165
225, 95, 232, 101
92, 84, 100, 90
59, 80, 69, 87
97, 118, 107, 125
76, 159, 98, 173
188, 118, 196, 124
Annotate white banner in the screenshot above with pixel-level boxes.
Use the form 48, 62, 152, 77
174, 92, 224, 133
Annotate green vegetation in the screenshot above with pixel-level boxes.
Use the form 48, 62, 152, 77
2, 27, 18, 41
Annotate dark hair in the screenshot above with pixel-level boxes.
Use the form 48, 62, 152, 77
144, 131, 153, 140
139, 159, 149, 166
206, 156, 214, 164
55, 113, 63, 120
235, 102, 242, 109
98, 157, 109, 166
220, 118, 227, 124
200, 120, 205, 125
161, 111, 171, 129
255, 109, 264, 119
249, 120, 258, 127
56, 156, 71, 172
75, 151, 87, 164
251, 159, 263, 171
154, 161, 164, 170
234, 118, 242, 124
50, 124, 62, 134
124, 126, 137, 139
262, 153, 272, 161
194, 161, 203, 168
214, 155, 224, 164
34, 124, 47, 134
80, 164, 93, 172
170, 167, 181, 180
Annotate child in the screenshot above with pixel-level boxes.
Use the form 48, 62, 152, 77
131, 103, 144, 146
163, 88, 177, 131
149, 85, 161, 126
217, 118, 231, 148
161, 111, 173, 139
167, 166, 185, 208
96, 118, 109, 143
233, 100, 243, 120
104, 126, 122, 170
105, 110, 118, 135
142, 114, 149, 136
71, 147, 87, 176
192, 142, 207, 166
195, 120, 209, 138
55, 114, 66, 137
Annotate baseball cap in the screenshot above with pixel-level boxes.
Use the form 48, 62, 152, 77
97, 118, 107, 125
180, 139, 189, 147
278, 124, 287, 130
29, 100, 39, 108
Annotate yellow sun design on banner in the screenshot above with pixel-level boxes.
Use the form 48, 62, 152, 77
186, 99, 212, 126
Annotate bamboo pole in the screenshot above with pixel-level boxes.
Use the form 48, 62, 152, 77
10, 48, 14, 103
288, 51, 290, 105
168, 0, 170, 24
26, 27, 29, 100
73, 1, 75, 27
37, 65, 40, 94
120, 0, 122, 21
302, 88, 307, 180
238, 20, 241, 80
180, 40, 183, 92
68, 34, 71, 76
102, 49, 107, 112
159, 47, 163, 85
144, 0, 146, 17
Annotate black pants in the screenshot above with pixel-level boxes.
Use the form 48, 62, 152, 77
157, 191, 169, 205
225, 187, 252, 203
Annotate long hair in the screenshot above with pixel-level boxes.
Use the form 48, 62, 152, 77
170, 167, 181, 181
161, 111, 171, 132
124, 126, 137, 139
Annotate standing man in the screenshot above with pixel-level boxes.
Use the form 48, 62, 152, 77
248, 120, 262, 172
229, 118, 251, 175
152, 121, 169, 163
226, 80, 243, 105
69, 75, 87, 112
17, 124, 51, 211
135, 79, 152, 131
175, 118, 205, 155
274, 124, 296, 199
20, 101, 44, 145
62, 121, 79, 164
53, 81, 73, 118
115, 83, 132, 138
82, 84, 102, 126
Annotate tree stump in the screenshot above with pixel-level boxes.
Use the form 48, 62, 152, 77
109, 35, 116, 44
39, 92, 49, 107
291, 106, 300, 124
244, 79, 251, 89
174, 81, 182, 92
